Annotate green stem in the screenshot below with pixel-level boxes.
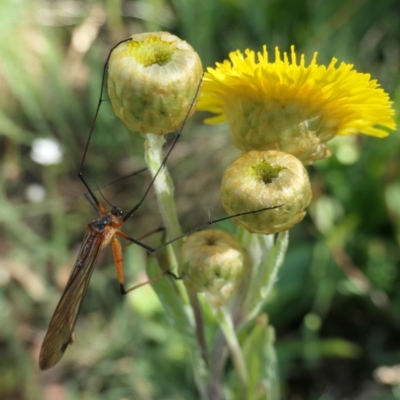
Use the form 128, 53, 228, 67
143, 132, 190, 308
143, 133, 209, 395
144, 133, 182, 263
207, 331, 228, 400
243, 230, 289, 324
216, 306, 248, 389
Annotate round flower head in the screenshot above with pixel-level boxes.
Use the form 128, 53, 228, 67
198, 46, 396, 164
107, 32, 203, 135
221, 150, 312, 234
181, 230, 247, 308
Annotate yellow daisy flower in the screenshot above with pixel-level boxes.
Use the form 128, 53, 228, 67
197, 46, 397, 164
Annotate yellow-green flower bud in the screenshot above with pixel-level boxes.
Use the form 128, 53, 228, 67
181, 230, 247, 308
221, 150, 312, 234
107, 32, 203, 135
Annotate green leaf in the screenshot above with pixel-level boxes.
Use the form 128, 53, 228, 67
244, 231, 289, 323
233, 316, 279, 400
147, 257, 194, 343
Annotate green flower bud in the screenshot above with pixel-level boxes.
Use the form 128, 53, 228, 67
221, 150, 312, 234
107, 31, 203, 135
181, 230, 247, 308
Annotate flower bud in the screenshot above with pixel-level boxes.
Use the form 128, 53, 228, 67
107, 32, 203, 135
220, 150, 312, 234
181, 230, 247, 308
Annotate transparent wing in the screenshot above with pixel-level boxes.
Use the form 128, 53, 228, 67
39, 230, 102, 370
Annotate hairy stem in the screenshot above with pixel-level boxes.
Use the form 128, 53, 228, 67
143, 133, 209, 396
144, 133, 182, 261
216, 306, 248, 389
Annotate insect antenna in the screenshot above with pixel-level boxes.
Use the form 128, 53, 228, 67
83, 167, 148, 212
100, 167, 147, 189
93, 180, 116, 210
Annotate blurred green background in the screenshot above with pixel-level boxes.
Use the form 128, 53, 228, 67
1, 0, 400, 399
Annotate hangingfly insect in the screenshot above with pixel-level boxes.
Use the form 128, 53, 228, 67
39, 37, 282, 370
38, 36, 186, 370
39, 35, 206, 369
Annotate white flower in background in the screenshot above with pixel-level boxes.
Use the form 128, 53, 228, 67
30, 138, 63, 165
25, 184, 46, 203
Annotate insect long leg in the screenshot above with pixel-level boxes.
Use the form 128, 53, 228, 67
113, 227, 166, 294
122, 76, 203, 223
121, 226, 165, 250
119, 205, 284, 254
112, 234, 170, 295
123, 270, 177, 294
110, 205, 283, 296
78, 38, 133, 209
83, 166, 148, 208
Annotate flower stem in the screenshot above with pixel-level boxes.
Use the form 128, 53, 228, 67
216, 306, 248, 388
144, 133, 182, 262
243, 230, 289, 324
207, 331, 228, 400
143, 132, 209, 391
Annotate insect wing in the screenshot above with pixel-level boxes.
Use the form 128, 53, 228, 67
39, 230, 102, 370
